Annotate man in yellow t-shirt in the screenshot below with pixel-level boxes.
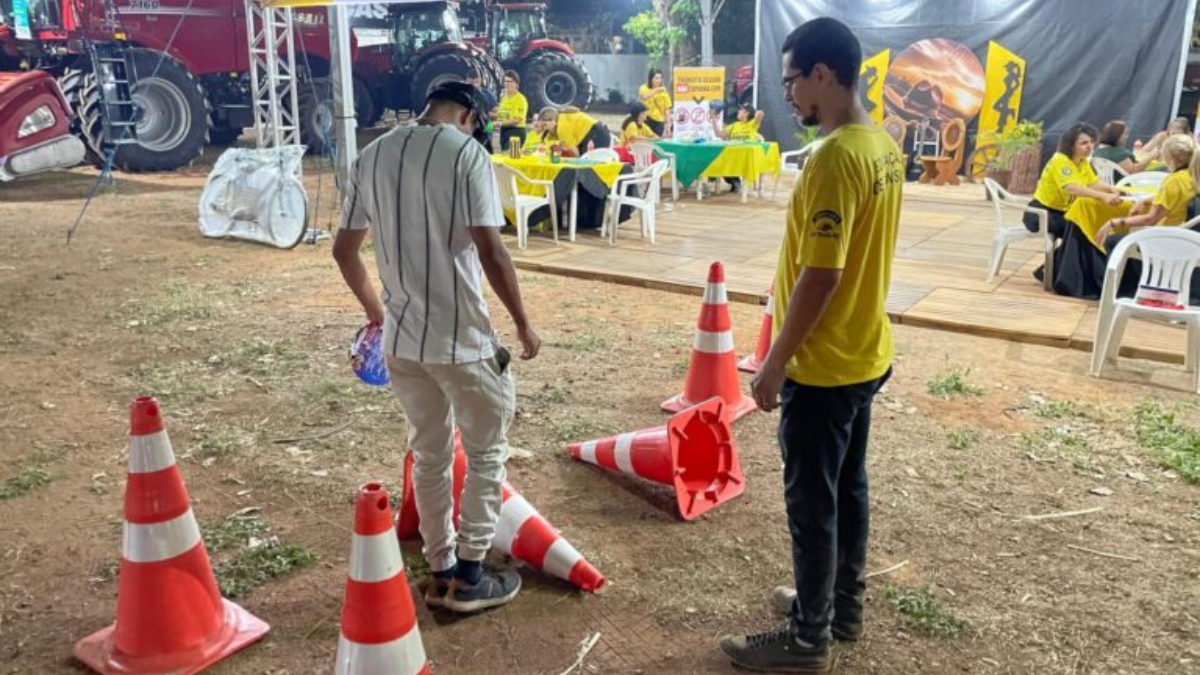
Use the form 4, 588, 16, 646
536, 106, 610, 156
495, 70, 528, 154
720, 18, 902, 674
638, 68, 672, 137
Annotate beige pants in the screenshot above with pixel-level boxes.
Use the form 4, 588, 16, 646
387, 353, 515, 572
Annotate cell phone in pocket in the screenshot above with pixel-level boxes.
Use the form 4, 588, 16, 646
496, 346, 512, 374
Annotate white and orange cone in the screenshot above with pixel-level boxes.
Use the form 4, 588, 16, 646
74, 397, 269, 675
335, 482, 430, 675
662, 262, 756, 421
569, 397, 744, 520
395, 441, 606, 593
738, 284, 774, 374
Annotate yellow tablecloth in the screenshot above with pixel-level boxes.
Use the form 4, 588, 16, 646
492, 155, 624, 192
1065, 198, 1132, 251
701, 142, 782, 183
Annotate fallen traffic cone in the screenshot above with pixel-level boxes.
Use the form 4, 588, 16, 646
569, 397, 743, 520
335, 482, 430, 675
662, 262, 756, 421
738, 284, 774, 374
396, 441, 606, 593
75, 397, 269, 675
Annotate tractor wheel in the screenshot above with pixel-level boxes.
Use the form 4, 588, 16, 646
410, 51, 480, 108
478, 50, 505, 98
208, 122, 244, 147
521, 51, 593, 111
354, 76, 381, 128
298, 78, 333, 155
78, 48, 208, 172
58, 68, 105, 167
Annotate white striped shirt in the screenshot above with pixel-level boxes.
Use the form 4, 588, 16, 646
342, 124, 505, 364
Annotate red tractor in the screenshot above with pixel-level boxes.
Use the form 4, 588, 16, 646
0, 69, 84, 180
0, 0, 502, 171
463, 1, 591, 111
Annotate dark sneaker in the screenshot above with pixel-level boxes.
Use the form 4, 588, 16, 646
422, 575, 452, 609
442, 568, 521, 614
772, 587, 862, 642
1032, 265, 1045, 283
719, 624, 830, 673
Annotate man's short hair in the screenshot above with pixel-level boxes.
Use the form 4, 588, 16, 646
781, 17, 862, 89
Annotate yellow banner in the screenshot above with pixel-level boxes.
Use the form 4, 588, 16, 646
858, 49, 889, 125
673, 67, 726, 103
979, 41, 1025, 136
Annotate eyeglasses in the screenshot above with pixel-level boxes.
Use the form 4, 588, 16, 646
781, 73, 804, 89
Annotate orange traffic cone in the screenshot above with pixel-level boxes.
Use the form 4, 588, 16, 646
395, 441, 606, 593
74, 397, 269, 675
569, 397, 743, 520
662, 262, 756, 422
738, 284, 774, 374
335, 482, 430, 675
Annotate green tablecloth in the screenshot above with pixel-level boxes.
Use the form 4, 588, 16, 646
653, 140, 781, 187
652, 140, 728, 186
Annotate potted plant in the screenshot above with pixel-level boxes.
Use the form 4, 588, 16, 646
984, 120, 1043, 194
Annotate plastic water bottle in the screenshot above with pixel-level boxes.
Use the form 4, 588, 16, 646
587, 139, 596, 154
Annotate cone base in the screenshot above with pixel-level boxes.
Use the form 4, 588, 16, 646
74, 598, 270, 675
736, 354, 763, 374
661, 392, 757, 422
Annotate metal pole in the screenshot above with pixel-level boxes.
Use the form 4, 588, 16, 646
752, 0, 760, 109
699, 0, 713, 67
1172, 0, 1198, 124
328, 3, 357, 189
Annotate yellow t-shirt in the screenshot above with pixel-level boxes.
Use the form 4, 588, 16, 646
726, 119, 760, 141
639, 85, 671, 123
1033, 152, 1098, 212
522, 129, 547, 151
554, 111, 597, 150
621, 120, 655, 145
1151, 169, 1196, 226
773, 124, 903, 387
496, 92, 528, 129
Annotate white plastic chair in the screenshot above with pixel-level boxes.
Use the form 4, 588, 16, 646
630, 140, 679, 201
775, 139, 824, 199
1117, 171, 1168, 190
494, 163, 558, 250
1091, 225, 1200, 392
1090, 156, 1128, 186
983, 177, 1054, 290
602, 161, 670, 245
582, 147, 621, 163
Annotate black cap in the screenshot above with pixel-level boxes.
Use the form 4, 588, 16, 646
425, 81, 491, 144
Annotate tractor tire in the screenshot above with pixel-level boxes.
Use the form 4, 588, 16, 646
298, 78, 333, 155
410, 51, 482, 109
354, 76, 381, 128
208, 122, 244, 147
478, 50, 505, 99
521, 52, 593, 112
78, 48, 208, 172
58, 68, 105, 167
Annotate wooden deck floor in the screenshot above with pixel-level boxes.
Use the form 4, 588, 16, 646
508, 180, 1191, 365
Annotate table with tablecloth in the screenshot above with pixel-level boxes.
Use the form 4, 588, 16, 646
492, 155, 633, 238
652, 139, 781, 202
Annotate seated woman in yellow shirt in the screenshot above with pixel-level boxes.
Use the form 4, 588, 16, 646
1026, 123, 1123, 241
1053, 134, 1198, 299
495, 70, 528, 153
522, 120, 554, 151
722, 103, 765, 141
620, 102, 658, 146
638, 69, 672, 137
537, 106, 611, 156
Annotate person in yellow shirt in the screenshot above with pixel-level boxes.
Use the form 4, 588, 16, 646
638, 69, 672, 137
536, 106, 610, 156
521, 120, 554, 152
722, 103, 765, 141
495, 70, 528, 153
619, 102, 658, 146
1027, 123, 1123, 240
719, 18, 903, 674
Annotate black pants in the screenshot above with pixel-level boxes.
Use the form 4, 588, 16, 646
576, 124, 612, 155
646, 119, 665, 137
499, 127, 527, 154
780, 368, 891, 644
1023, 199, 1067, 239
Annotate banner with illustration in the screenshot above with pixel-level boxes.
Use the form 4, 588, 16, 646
672, 67, 726, 139
858, 49, 889, 126
757, 0, 1191, 153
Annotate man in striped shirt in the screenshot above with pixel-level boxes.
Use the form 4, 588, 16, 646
333, 82, 541, 614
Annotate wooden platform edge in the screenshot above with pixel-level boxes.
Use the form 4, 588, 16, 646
513, 259, 768, 305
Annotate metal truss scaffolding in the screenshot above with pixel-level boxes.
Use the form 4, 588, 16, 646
245, 0, 301, 150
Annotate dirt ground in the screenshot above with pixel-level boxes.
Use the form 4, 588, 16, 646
1, 154, 1199, 675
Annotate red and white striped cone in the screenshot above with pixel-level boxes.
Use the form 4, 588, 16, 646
74, 397, 269, 675
738, 284, 774, 374
395, 440, 606, 593
662, 262, 756, 422
569, 397, 744, 520
336, 482, 430, 675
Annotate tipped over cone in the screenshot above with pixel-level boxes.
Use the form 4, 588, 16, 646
74, 397, 269, 675
663, 262, 756, 422
569, 397, 744, 520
